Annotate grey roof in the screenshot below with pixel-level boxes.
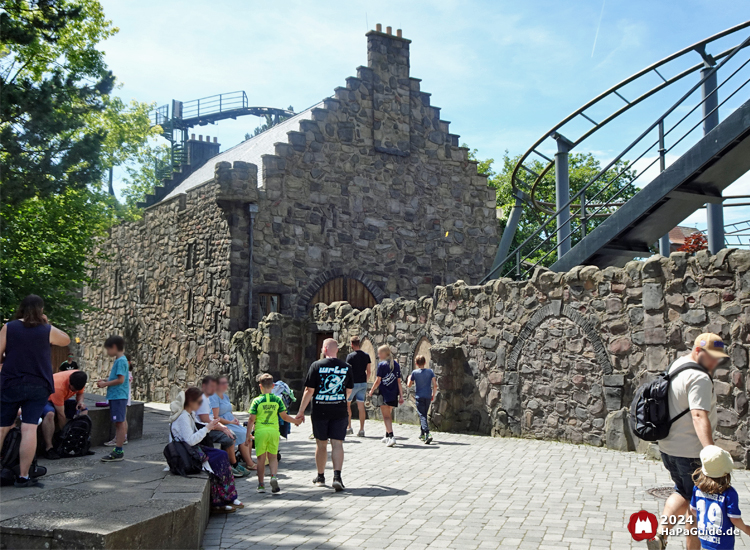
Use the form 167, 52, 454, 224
162, 103, 320, 201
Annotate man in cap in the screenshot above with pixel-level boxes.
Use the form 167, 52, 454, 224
649, 334, 728, 550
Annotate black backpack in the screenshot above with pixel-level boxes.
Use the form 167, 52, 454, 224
630, 362, 708, 442
56, 415, 93, 457
164, 428, 204, 476
1, 427, 47, 486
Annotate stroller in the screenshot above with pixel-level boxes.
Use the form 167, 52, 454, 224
243, 380, 296, 464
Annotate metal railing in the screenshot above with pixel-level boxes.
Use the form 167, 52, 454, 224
179, 91, 249, 122
725, 220, 750, 248
484, 21, 750, 282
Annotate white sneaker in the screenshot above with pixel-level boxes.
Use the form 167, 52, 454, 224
381, 435, 389, 443
346, 428, 354, 435
104, 437, 128, 446
386, 437, 396, 447
357, 430, 365, 437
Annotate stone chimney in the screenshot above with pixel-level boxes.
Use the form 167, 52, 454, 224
186, 134, 220, 170
366, 25, 411, 156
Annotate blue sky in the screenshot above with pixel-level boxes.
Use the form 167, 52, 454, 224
100, 0, 750, 231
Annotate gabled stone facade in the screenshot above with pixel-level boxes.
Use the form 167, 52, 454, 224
79, 29, 498, 402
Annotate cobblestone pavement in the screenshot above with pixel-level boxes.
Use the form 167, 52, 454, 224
205, 419, 750, 550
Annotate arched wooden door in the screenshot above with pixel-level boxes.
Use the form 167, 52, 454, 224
310, 277, 377, 310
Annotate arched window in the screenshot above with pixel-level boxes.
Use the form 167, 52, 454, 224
311, 277, 376, 310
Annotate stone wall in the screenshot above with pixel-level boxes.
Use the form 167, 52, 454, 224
249, 29, 497, 319
79, 163, 258, 403
231, 250, 750, 464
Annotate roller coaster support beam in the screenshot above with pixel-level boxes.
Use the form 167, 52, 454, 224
658, 120, 671, 256
701, 61, 724, 254
553, 132, 574, 259
491, 189, 528, 275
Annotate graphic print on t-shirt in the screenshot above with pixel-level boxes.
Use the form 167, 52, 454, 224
316, 365, 348, 402
249, 393, 286, 433
690, 486, 742, 550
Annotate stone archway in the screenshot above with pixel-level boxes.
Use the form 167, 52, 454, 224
430, 343, 488, 434
516, 316, 606, 445
298, 269, 385, 316
504, 300, 610, 446
506, 300, 612, 374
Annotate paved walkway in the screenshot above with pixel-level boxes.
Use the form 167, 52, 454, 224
204, 419, 750, 550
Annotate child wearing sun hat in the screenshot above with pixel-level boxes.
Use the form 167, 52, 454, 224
690, 445, 750, 549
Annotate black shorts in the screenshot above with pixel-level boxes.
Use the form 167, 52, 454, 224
661, 452, 701, 500
0, 384, 50, 426
312, 416, 348, 441
383, 400, 399, 408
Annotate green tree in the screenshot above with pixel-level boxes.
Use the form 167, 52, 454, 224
469, 149, 637, 276
0, 187, 110, 330
244, 106, 294, 140
0, 0, 155, 328
119, 138, 171, 218
0, 0, 118, 205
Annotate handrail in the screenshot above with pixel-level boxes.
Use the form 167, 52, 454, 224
511, 20, 750, 211
484, 24, 750, 283
149, 91, 294, 128
514, 40, 749, 278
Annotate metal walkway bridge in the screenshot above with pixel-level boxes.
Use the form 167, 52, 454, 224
484, 21, 750, 281
150, 91, 294, 180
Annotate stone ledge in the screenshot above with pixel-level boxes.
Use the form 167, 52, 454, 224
0, 477, 209, 550
0, 405, 210, 550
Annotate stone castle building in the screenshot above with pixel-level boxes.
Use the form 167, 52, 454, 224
80, 28, 498, 402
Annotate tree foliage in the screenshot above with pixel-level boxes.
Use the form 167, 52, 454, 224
118, 138, 170, 218
470, 149, 638, 276
244, 106, 294, 140
678, 232, 707, 254
0, 0, 118, 205
0, 187, 111, 330
0, 0, 155, 329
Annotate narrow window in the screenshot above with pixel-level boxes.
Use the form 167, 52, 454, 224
186, 243, 195, 270
259, 293, 281, 317
137, 276, 145, 303
186, 289, 193, 322
114, 269, 120, 297
204, 238, 211, 260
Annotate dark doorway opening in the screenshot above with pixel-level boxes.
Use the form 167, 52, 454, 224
315, 332, 334, 361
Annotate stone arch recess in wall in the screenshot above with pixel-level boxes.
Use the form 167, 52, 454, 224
299, 269, 386, 315
355, 332, 378, 384
506, 300, 613, 374
406, 330, 437, 376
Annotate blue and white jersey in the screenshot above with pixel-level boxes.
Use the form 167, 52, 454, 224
690, 486, 741, 549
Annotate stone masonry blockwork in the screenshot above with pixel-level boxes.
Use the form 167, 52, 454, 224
231, 250, 750, 465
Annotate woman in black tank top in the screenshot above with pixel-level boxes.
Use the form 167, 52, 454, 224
0, 295, 70, 486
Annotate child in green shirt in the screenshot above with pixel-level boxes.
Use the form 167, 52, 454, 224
248, 374, 300, 493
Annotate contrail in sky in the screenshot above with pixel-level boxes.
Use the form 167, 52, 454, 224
591, 0, 606, 58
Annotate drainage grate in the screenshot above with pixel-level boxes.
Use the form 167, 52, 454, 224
647, 486, 674, 499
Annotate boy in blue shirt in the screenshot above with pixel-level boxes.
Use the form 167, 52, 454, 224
407, 355, 436, 444
690, 445, 750, 549
97, 335, 130, 462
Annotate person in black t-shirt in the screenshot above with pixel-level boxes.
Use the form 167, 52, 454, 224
345, 336, 371, 437
295, 338, 353, 492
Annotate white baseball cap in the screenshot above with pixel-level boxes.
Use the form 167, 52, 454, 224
700, 445, 734, 478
